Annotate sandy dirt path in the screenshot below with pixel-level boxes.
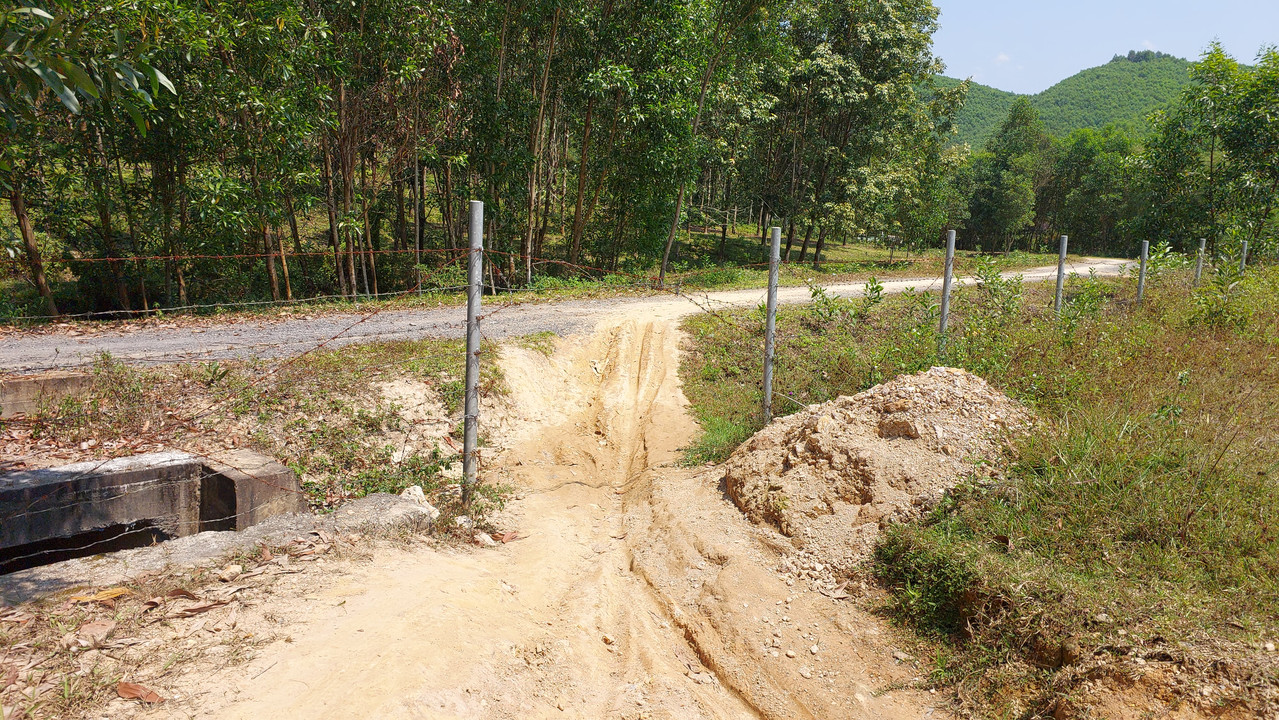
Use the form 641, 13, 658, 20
140, 316, 947, 719
2, 258, 1126, 373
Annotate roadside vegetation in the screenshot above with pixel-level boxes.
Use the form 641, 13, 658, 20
6, 1, 1272, 326
8, 337, 512, 518
0, 229, 1066, 326
681, 260, 1279, 715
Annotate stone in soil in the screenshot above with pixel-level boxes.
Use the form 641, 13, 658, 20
723, 367, 1032, 573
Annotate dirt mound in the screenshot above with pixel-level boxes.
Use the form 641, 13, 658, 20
724, 367, 1032, 572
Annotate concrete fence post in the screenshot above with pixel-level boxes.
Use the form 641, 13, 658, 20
1240, 240, 1249, 272
1193, 238, 1206, 287
937, 229, 956, 353
763, 226, 781, 423
1054, 234, 1068, 315
1137, 240, 1149, 306
461, 200, 483, 506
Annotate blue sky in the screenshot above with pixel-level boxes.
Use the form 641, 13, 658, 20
932, 0, 1279, 94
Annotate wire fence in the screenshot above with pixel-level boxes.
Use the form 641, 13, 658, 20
5, 222, 1266, 580
0, 232, 940, 322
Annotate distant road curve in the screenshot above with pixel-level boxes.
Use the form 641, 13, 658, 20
0, 257, 1127, 373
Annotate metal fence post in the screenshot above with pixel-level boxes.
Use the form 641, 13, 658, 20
1054, 234, 1068, 315
1193, 238, 1206, 286
461, 200, 483, 506
937, 229, 956, 353
763, 226, 781, 423
1137, 240, 1149, 306
1240, 240, 1248, 272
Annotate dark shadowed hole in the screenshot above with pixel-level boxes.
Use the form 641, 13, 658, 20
200, 473, 237, 532
0, 521, 171, 575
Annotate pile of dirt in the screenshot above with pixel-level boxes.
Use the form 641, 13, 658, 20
724, 366, 1032, 572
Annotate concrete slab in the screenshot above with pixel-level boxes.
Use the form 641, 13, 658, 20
0, 371, 93, 418
0, 449, 305, 574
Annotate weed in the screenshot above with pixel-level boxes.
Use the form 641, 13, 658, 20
514, 330, 557, 357
682, 264, 1279, 715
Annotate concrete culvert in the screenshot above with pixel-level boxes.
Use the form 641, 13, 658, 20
723, 367, 1033, 573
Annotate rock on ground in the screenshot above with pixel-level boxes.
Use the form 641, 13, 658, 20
724, 366, 1032, 572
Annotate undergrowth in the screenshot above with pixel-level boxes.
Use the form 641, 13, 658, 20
17, 336, 512, 517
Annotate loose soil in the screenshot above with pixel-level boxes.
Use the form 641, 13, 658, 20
3, 264, 1262, 718
39, 316, 944, 720
724, 367, 1032, 575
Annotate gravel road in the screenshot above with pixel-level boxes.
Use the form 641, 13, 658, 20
0, 257, 1127, 373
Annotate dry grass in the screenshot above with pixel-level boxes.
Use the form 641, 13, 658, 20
6, 335, 510, 513
681, 260, 1279, 717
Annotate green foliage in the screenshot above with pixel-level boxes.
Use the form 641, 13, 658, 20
683, 265, 1279, 715
1190, 264, 1251, 329
874, 524, 978, 635
2, 0, 973, 319
804, 276, 884, 329
940, 52, 1193, 148
953, 44, 1278, 258
963, 99, 1049, 252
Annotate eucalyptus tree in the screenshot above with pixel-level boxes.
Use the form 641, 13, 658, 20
743, 0, 954, 262
1, 2, 171, 315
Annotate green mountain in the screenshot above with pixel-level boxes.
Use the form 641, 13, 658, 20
939, 51, 1194, 148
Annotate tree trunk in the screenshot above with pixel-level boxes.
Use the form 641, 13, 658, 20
524, 8, 561, 285
361, 153, 378, 296
284, 192, 306, 289
568, 96, 594, 265
394, 175, 406, 252
264, 224, 280, 301
323, 139, 347, 297
176, 161, 189, 305
114, 155, 147, 313
275, 226, 292, 301
10, 181, 58, 316
811, 225, 827, 269
798, 218, 814, 262
92, 129, 130, 311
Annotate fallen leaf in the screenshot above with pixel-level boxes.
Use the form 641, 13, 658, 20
260, 546, 273, 562
500, 532, 521, 544
69, 587, 132, 604
117, 681, 163, 703
166, 588, 199, 600
0, 609, 34, 624
77, 620, 116, 645
172, 601, 230, 618
1, 662, 17, 689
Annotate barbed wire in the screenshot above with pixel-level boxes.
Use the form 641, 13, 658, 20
2, 241, 933, 322
0, 252, 1235, 577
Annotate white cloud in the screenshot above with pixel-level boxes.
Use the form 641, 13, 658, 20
995, 52, 1011, 63
1143, 40, 1156, 50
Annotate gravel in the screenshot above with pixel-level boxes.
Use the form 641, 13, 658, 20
0, 259, 1126, 373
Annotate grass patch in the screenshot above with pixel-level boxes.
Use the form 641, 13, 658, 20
681, 260, 1279, 714
12, 335, 517, 518
1, 238, 1067, 329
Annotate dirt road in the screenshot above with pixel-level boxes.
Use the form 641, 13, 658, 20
1, 258, 1126, 373
140, 315, 952, 719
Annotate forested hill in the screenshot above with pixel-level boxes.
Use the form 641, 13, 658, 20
939, 51, 1193, 146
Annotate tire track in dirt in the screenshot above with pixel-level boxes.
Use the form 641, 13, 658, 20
141, 315, 945, 719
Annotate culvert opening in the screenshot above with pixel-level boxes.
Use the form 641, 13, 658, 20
0, 520, 171, 575
200, 472, 237, 532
